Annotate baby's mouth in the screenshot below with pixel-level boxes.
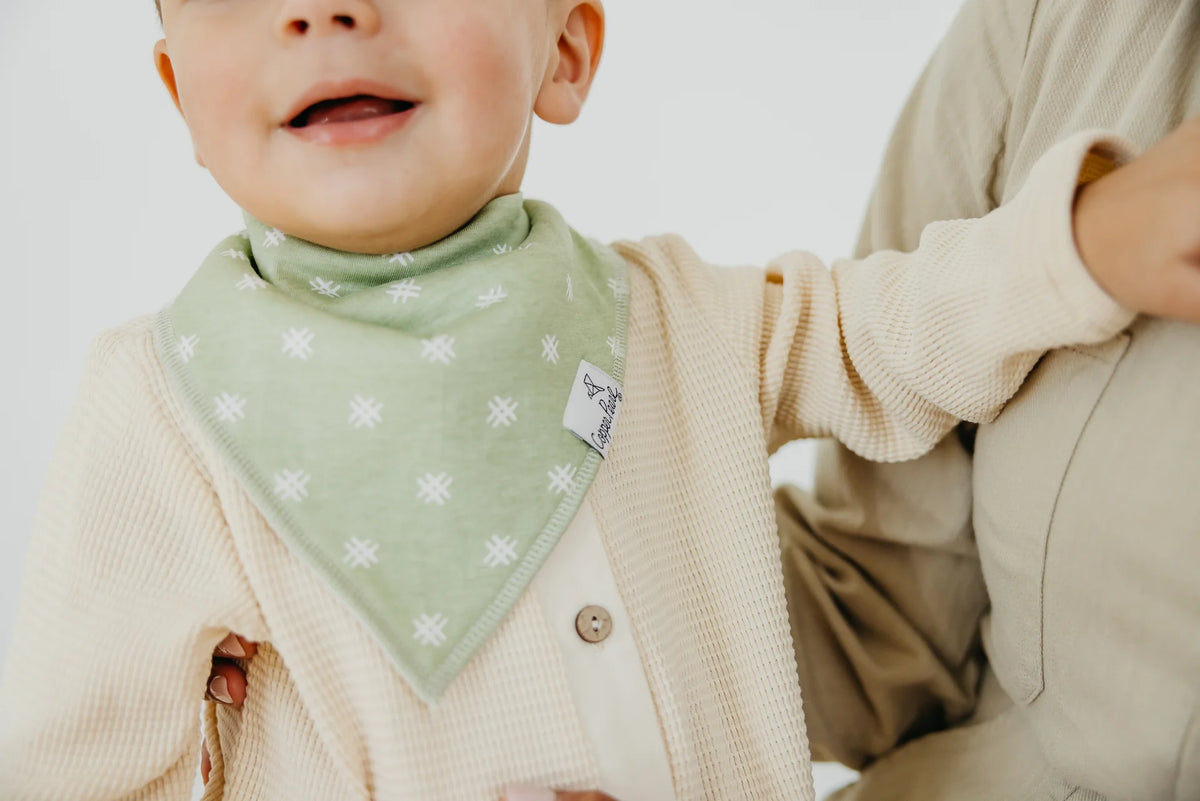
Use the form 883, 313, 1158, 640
288, 95, 416, 128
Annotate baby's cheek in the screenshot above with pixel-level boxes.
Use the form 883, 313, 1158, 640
177, 69, 247, 155
435, 5, 541, 98
433, 33, 537, 161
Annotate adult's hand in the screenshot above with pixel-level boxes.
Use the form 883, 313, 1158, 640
200, 632, 258, 784
1075, 116, 1200, 322
503, 786, 620, 801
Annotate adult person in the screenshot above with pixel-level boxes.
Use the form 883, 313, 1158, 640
201, 1, 1200, 799
778, 1, 1200, 799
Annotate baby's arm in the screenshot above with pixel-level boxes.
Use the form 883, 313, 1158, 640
749, 127, 1186, 459
761, 129, 1145, 459
622, 124, 1200, 460
0, 318, 266, 800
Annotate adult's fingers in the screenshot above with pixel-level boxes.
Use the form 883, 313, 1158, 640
201, 741, 212, 784
205, 632, 257, 707
214, 632, 258, 660
502, 786, 620, 801
205, 659, 248, 708
202, 634, 258, 784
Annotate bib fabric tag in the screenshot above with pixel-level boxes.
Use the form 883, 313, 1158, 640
563, 360, 624, 458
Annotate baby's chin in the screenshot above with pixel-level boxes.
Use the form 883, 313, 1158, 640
214, 145, 526, 254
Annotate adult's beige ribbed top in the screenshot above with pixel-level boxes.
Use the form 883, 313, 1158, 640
778, 2, 1200, 800
0, 131, 1130, 800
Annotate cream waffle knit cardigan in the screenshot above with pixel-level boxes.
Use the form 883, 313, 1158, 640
0, 132, 1132, 801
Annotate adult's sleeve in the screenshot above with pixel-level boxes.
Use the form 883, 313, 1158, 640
0, 318, 268, 800
854, 0, 1039, 255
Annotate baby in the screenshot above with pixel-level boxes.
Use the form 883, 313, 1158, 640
4, 1, 1200, 800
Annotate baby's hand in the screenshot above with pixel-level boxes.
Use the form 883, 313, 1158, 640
1075, 117, 1200, 322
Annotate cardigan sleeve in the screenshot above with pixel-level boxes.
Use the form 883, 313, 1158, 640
754, 128, 1133, 461
0, 317, 266, 801
781, 0, 1039, 767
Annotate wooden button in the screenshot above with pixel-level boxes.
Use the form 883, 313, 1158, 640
575, 605, 613, 643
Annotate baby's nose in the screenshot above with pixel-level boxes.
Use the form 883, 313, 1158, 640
278, 0, 381, 38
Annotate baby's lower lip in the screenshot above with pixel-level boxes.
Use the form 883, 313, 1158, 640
284, 105, 416, 146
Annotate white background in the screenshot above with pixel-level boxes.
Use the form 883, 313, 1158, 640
0, 0, 967, 797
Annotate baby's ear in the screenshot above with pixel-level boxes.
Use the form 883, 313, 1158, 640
153, 40, 184, 117
534, 1, 605, 125
153, 40, 205, 167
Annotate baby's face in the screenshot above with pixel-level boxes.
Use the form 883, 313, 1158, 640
155, 0, 585, 253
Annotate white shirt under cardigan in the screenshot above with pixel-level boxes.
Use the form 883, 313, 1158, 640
0, 132, 1134, 801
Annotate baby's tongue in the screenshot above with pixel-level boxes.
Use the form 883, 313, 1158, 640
309, 97, 398, 126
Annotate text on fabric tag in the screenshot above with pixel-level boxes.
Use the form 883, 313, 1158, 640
563, 360, 624, 458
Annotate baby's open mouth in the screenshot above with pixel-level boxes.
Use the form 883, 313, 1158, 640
288, 95, 416, 128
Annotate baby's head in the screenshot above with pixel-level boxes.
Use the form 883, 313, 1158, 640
153, 0, 604, 254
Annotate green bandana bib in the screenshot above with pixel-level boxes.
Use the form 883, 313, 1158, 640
153, 195, 628, 702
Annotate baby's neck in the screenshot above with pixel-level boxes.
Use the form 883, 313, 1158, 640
245, 193, 532, 295
260, 189, 528, 256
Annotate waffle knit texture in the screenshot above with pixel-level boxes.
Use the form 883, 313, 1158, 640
0, 130, 1132, 801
